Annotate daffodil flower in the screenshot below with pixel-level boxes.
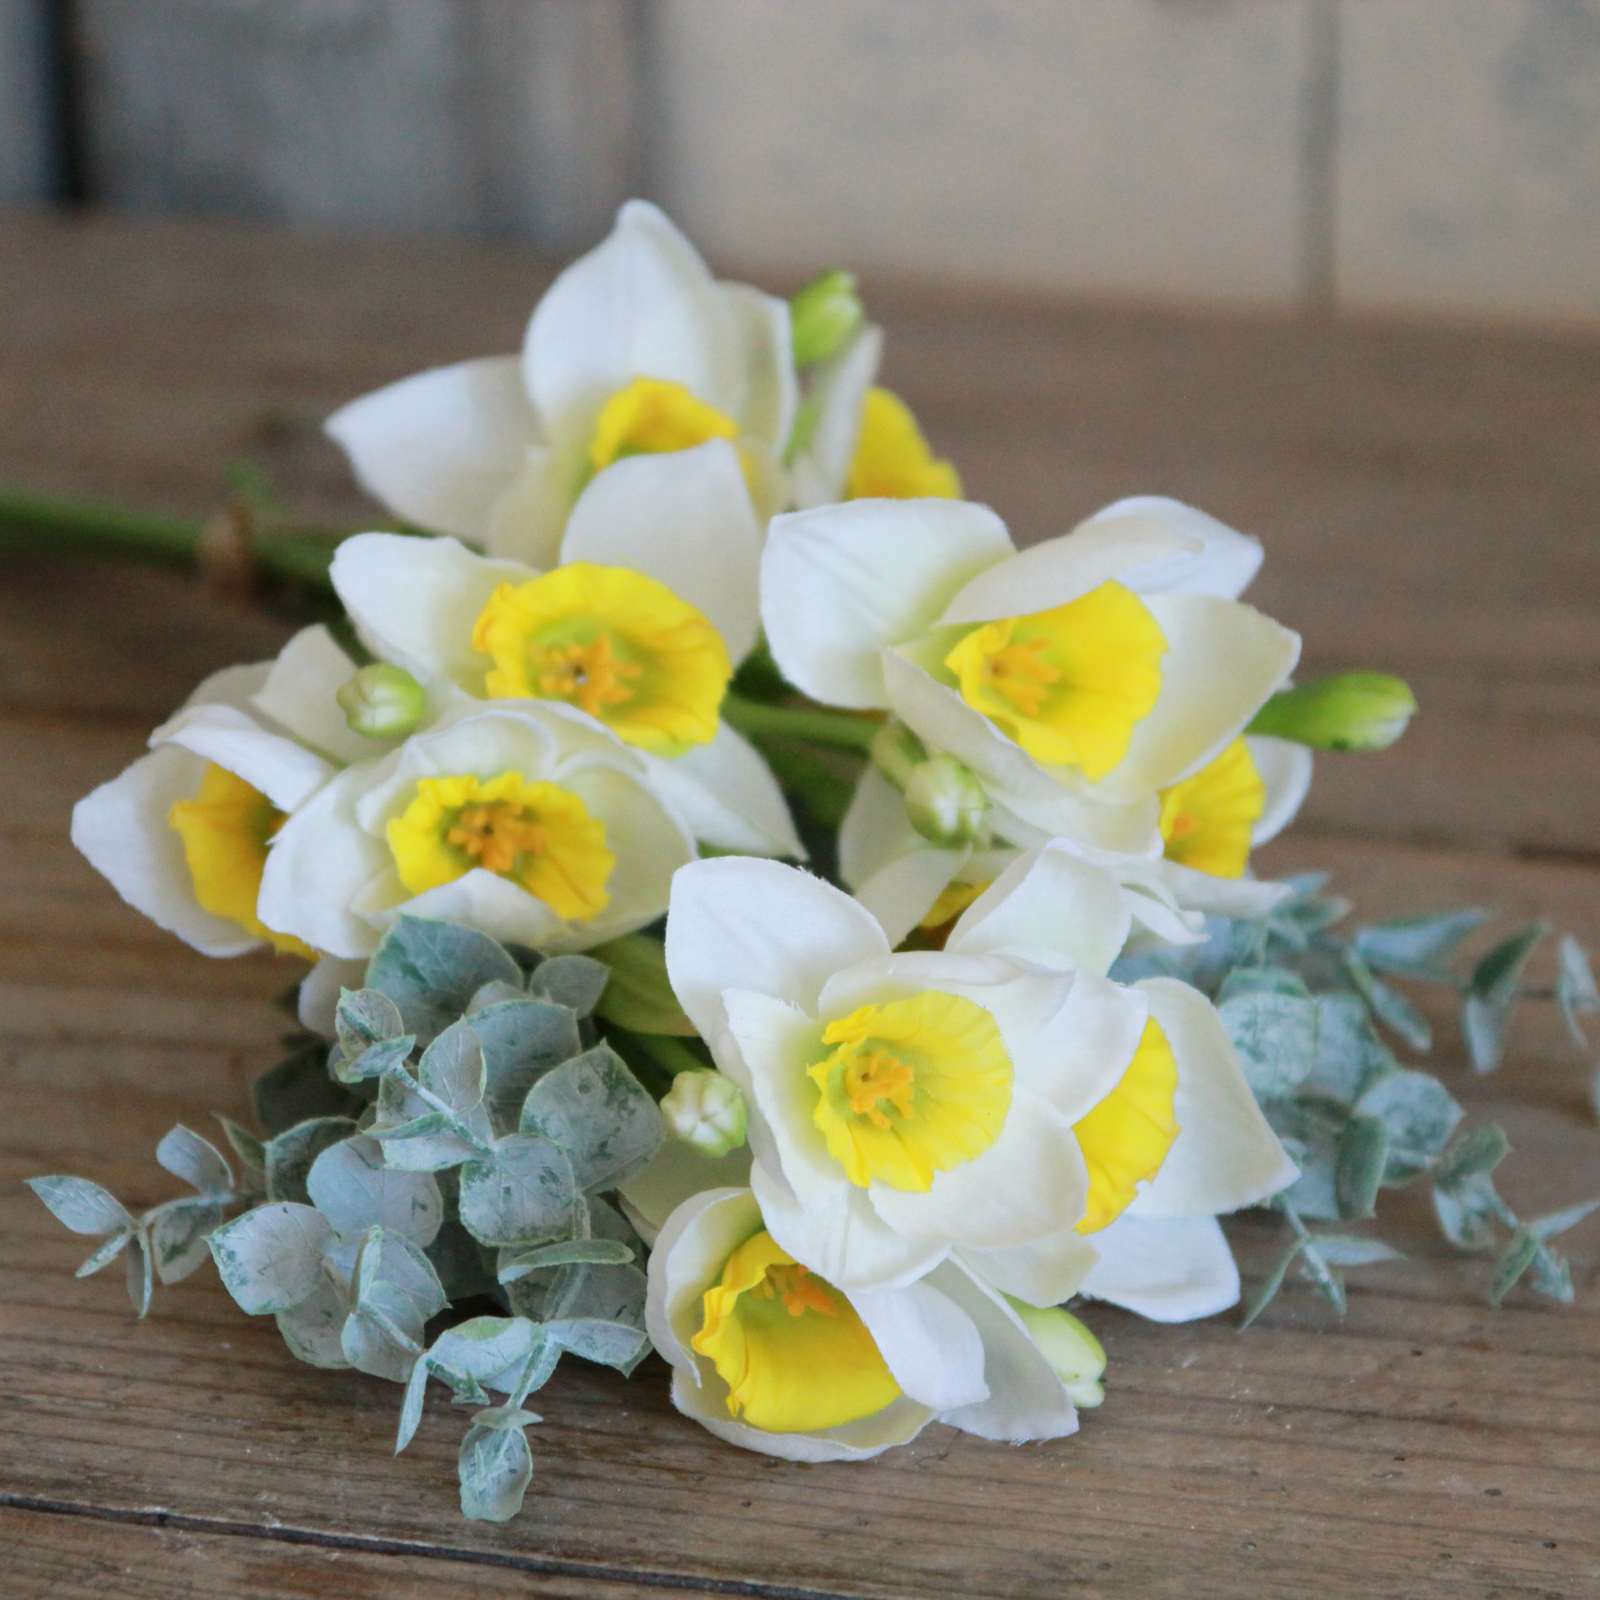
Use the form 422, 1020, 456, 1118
326, 445, 800, 858
256, 700, 694, 960
646, 1186, 1081, 1461
763, 494, 1307, 934
326, 202, 797, 566
662, 852, 1295, 1299
70, 638, 353, 962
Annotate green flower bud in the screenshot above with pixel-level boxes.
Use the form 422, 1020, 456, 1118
1004, 1299, 1107, 1408
869, 718, 926, 790
904, 754, 989, 848
790, 269, 864, 367
336, 662, 427, 739
1248, 672, 1418, 752
661, 1069, 748, 1159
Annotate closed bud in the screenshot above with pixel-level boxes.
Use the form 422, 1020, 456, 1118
1248, 672, 1417, 752
661, 1069, 748, 1159
337, 663, 427, 739
1004, 1300, 1107, 1408
790, 269, 864, 367
904, 754, 989, 848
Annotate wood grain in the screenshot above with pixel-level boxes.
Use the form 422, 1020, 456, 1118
1, 212, 1597, 1598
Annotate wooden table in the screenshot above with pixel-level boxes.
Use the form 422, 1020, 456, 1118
2, 212, 1597, 1600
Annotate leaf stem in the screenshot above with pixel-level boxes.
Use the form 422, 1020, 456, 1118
721, 691, 880, 754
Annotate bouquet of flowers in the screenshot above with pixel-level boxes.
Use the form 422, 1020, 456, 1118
30, 203, 1598, 1523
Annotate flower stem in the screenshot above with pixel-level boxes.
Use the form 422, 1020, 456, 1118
623, 1030, 711, 1079
721, 691, 880, 754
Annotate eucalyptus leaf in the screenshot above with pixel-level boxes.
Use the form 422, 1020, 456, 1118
1304, 1234, 1404, 1267
1217, 991, 1320, 1101
1355, 1070, 1461, 1182
459, 1416, 534, 1523
75, 1228, 133, 1278
1351, 909, 1490, 978
1527, 1243, 1575, 1303
1556, 935, 1598, 1048
518, 1042, 663, 1192
428, 1316, 541, 1391
372, 1074, 482, 1173
1432, 1124, 1511, 1189
1335, 1115, 1389, 1219
1302, 994, 1396, 1104
1217, 966, 1311, 1003
419, 1018, 487, 1115
341, 1282, 427, 1381
1343, 950, 1431, 1051
1463, 923, 1545, 1073
26, 1175, 133, 1236
335, 987, 407, 1056
354, 1227, 448, 1324
457, 1135, 577, 1248
543, 1261, 649, 1372
1489, 1228, 1540, 1304
155, 1124, 234, 1197
366, 917, 522, 1044
306, 1136, 444, 1249
1432, 1172, 1513, 1252
214, 1115, 266, 1180
527, 954, 609, 1018
333, 1034, 415, 1085
266, 1117, 360, 1206
208, 1202, 334, 1315
499, 1237, 634, 1283
468, 999, 584, 1134
275, 1273, 351, 1368
591, 934, 693, 1035
1239, 1238, 1303, 1328
147, 1196, 227, 1285
1296, 1239, 1347, 1314
125, 1232, 154, 1319
1528, 1196, 1600, 1241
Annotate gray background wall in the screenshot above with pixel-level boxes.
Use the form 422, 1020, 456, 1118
5, 0, 1599, 324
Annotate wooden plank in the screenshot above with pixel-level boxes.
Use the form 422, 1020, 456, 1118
0, 0, 54, 203
69, 0, 640, 249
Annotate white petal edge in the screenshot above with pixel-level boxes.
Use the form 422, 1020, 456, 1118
1077, 1212, 1241, 1323
790, 324, 883, 508
250, 625, 371, 766
642, 722, 803, 858
956, 1231, 1100, 1309
1249, 735, 1314, 846
151, 703, 334, 814
851, 843, 969, 948
1073, 496, 1264, 601
837, 762, 916, 889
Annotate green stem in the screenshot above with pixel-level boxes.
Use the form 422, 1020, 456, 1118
0, 482, 341, 595
721, 691, 880, 754
622, 1031, 711, 1080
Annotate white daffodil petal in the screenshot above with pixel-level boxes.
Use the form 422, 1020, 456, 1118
297, 954, 368, 1037
250, 625, 371, 766
790, 324, 882, 508
1105, 594, 1301, 798
483, 441, 584, 569
719, 282, 798, 450
852, 1278, 989, 1413
151, 703, 334, 814
325, 355, 536, 539
946, 842, 1133, 978
619, 1143, 754, 1247
377, 868, 567, 954
1022, 971, 1150, 1125
852, 843, 969, 949
956, 1232, 1100, 1309
71, 746, 259, 957
752, 1159, 945, 1292
523, 200, 728, 444
560, 441, 762, 661
1077, 1211, 1240, 1323
937, 514, 1202, 626
330, 532, 529, 689
665, 857, 889, 1044
642, 723, 803, 858
932, 1260, 1078, 1444
837, 760, 917, 889
1250, 735, 1314, 846
1155, 861, 1294, 919
763, 500, 1013, 710
1131, 978, 1299, 1218
1074, 496, 1264, 601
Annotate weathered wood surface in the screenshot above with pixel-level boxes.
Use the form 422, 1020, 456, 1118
1, 212, 1597, 1599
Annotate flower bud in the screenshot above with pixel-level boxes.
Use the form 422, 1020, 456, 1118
790, 269, 864, 367
337, 663, 427, 739
661, 1069, 748, 1159
869, 719, 926, 790
1004, 1299, 1107, 1408
904, 754, 989, 848
1248, 672, 1417, 752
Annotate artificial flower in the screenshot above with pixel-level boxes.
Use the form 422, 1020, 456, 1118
662, 850, 1294, 1298
645, 1186, 1081, 1461
327, 444, 800, 857
257, 700, 694, 960
326, 201, 797, 567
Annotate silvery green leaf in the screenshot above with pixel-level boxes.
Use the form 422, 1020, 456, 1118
1217, 991, 1319, 1101
336, 987, 407, 1056
1527, 1243, 1575, 1303
306, 1135, 444, 1248
147, 1196, 227, 1285
426, 1216, 497, 1302
1528, 1196, 1600, 1241
1432, 1124, 1511, 1188
1296, 1239, 1346, 1314
428, 1316, 541, 1391
584, 1194, 645, 1254
474, 1404, 542, 1429
420, 1019, 487, 1115
1489, 1228, 1539, 1304
26, 1176, 134, 1236
1263, 1101, 1343, 1221
156, 1124, 234, 1197
457, 1135, 577, 1248
1303, 994, 1396, 1104
354, 1227, 448, 1323
1270, 890, 1351, 943
76, 1228, 133, 1278
252, 1040, 363, 1134
1343, 950, 1431, 1051
125, 1232, 154, 1319
1463, 923, 1545, 1074
1556, 935, 1598, 1048
1240, 1238, 1303, 1328
214, 1116, 266, 1181
366, 917, 522, 1044
208, 1202, 333, 1314
341, 1283, 426, 1381
527, 954, 609, 1018
1305, 1234, 1404, 1267
518, 1042, 663, 1192
544, 1261, 650, 1372
334, 1033, 415, 1085
458, 1416, 534, 1523
469, 999, 584, 1134
266, 1116, 360, 1205
1351, 909, 1490, 979
396, 1354, 433, 1454
1335, 1115, 1389, 1219
499, 1237, 633, 1283
1217, 966, 1311, 1003
372, 1074, 485, 1173
590, 934, 692, 1035
1432, 1172, 1513, 1252
468, 979, 528, 1013
1355, 1069, 1461, 1182
275, 1273, 351, 1368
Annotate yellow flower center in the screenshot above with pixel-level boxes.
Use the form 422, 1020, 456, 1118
588, 376, 741, 473
1157, 739, 1266, 879
944, 581, 1166, 779
692, 1229, 901, 1433
808, 991, 1012, 1191
167, 764, 314, 959
471, 563, 731, 756
1072, 1018, 1180, 1234
385, 770, 613, 922
846, 387, 961, 500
